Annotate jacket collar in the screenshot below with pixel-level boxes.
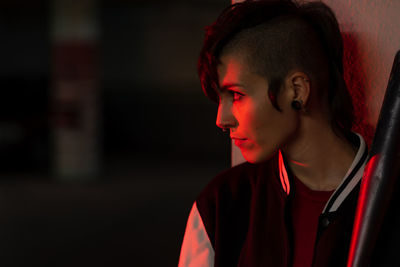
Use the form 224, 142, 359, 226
278, 133, 368, 213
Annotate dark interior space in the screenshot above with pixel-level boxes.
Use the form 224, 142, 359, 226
0, 1, 229, 266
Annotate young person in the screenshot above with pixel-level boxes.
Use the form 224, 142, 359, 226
179, 1, 367, 266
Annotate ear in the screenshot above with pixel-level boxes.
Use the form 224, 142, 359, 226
287, 71, 311, 107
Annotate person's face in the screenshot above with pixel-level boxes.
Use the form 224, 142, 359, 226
216, 53, 299, 163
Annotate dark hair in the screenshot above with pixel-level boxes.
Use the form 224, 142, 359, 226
198, 0, 354, 138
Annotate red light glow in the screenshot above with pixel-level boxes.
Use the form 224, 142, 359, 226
347, 154, 379, 267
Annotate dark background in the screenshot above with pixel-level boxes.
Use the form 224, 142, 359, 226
0, 0, 230, 266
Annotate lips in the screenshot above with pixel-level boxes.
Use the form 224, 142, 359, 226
232, 137, 247, 147
234, 139, 247, 147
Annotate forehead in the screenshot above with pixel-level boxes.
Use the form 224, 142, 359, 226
217, 53, 252, 87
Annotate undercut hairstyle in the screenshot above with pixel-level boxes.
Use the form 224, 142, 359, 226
198, 0, 354, 138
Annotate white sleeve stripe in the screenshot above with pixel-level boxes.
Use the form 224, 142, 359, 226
178, 202, 215, 267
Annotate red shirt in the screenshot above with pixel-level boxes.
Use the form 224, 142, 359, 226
291, 177, 334, 267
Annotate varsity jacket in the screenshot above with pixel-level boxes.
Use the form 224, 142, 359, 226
179, 134, 368, 267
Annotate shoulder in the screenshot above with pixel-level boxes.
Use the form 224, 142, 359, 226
196, 153, 280, 211
199, 162, 254, 202
204, 161, 257, 194
192, 153, 281, 250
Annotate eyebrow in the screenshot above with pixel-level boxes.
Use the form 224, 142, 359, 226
219, 83, 245, 91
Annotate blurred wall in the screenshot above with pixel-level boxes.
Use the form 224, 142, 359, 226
100, 1, 230, 167
0, 1, 230, 266
0, 0, 231, 177
324, 0, 400, 134
0, 1, 50, 174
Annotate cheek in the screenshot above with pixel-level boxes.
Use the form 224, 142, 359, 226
252, 103, 277, 134
233, 101, 260, 134
253, 105, 294, 147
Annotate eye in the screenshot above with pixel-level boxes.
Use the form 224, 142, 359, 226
231, 91, 244, 101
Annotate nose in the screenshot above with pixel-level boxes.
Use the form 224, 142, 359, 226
216, 101, 236, 130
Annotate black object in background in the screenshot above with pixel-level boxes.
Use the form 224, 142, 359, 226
347, 50, 400, 267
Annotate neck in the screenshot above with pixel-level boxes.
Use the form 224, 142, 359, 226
282, 118, 356, 191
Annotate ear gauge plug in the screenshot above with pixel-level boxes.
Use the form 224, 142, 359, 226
291, 100, 303, 110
